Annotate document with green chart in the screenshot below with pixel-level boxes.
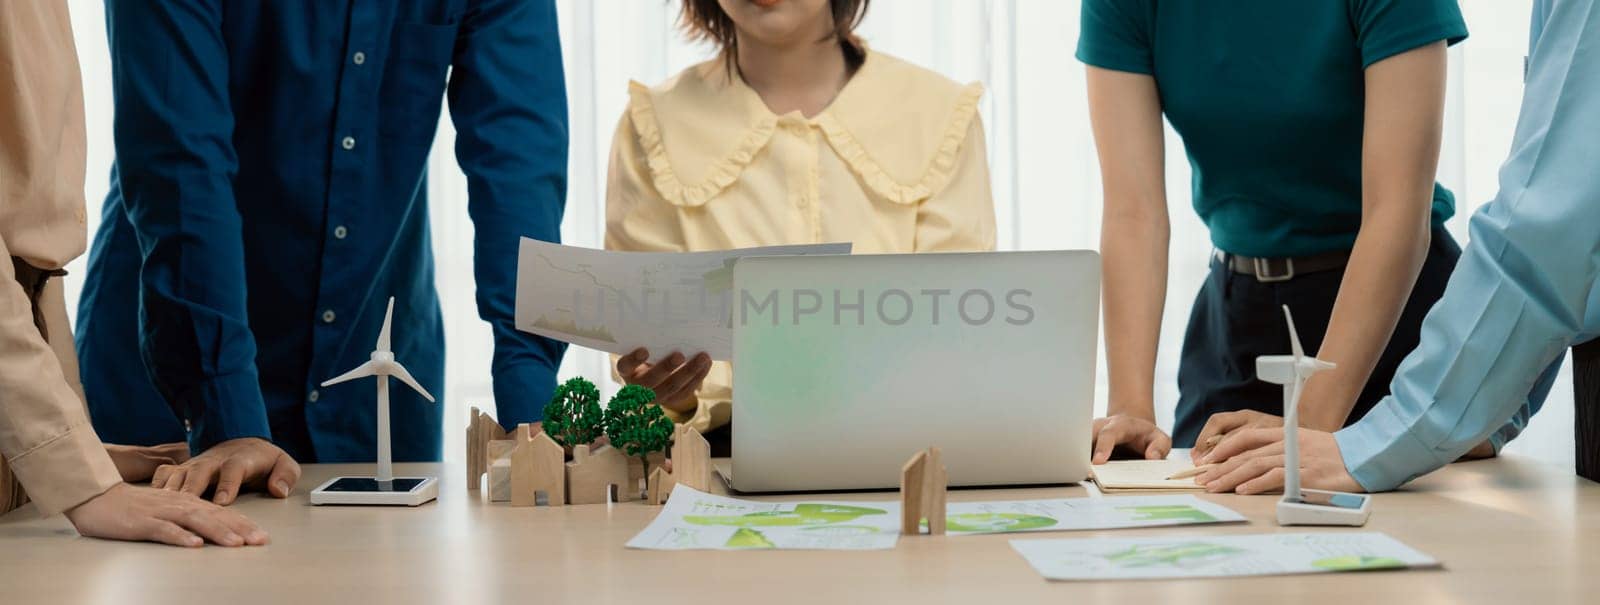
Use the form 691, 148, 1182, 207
942, 495, 1245, 535
1011, 532, 1439, 581
626, 486, 902, 551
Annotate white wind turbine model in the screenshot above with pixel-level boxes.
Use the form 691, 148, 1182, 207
308, 297, 441, 506
1258, 305, 1372, 526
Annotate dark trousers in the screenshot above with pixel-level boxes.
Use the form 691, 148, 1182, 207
1172, 226, 1461, 447
1575, 339, 1600, 482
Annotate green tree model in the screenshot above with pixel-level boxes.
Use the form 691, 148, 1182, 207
542, 377, 605, 448
604, 385, 674, 481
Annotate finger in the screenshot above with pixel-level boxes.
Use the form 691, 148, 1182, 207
1091, 425, 1123, 465
151, 464, 177, 489
213, 460, 246, 505
217, 508, 269, 545
159, 506, 243, 547
180, 464, 218, 498
654, 355, 711, 403
1204, 454, 1285, 493
1144, 430, 1171, 460
1195, 441, 1284, 484
1192, 413, 1245, 460
635, 352, 685, 388
1201, 427, 1284, 464
161, 467, 188, 492
144, 519, 204, 548
1236, 466, 1287, 495
617, 348, 649, 377
267, 454, 302, 498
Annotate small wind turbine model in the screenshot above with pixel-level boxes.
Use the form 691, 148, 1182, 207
1258, 305, 1372, 526
308, 297, 441, 506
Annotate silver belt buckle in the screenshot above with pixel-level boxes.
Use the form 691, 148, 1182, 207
1254, 257, 1296, 283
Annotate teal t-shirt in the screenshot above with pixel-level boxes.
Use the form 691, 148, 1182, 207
1076, 0, 1468, 258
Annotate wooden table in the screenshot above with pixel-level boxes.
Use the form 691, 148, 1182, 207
3, 455, 1594, 604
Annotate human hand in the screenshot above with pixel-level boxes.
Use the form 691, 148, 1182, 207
106, 443, 191, 483
64, 483, 268, 548
1191, 410, 1284, 463
616, 348, 712, 415
1193, 427, 1364, 494
151, 437, 300, 505
1090, 414, 1172, 464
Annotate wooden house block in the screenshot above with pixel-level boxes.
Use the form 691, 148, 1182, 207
900, 447, 947, 535
487, 440, 515, 502
670, 424, 712, 493
510, 424, 564, 507
465, 407, 508, 492
647, 466, 677, 505
567, 444, 633, 504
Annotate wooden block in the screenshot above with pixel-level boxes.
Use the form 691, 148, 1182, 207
647, 467, 677, 505
567, 444, 632, 504
488, 458, 512, 502
670, 424, 712, 493
465, 407, 507, 492
510, 424, 565, 507
924, 447, 948, 536
900, 450, 927, 534
487, 440, 515, 501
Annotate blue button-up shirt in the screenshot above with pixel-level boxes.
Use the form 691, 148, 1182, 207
76, 0, 568, 463
1335, 0, 1600, 491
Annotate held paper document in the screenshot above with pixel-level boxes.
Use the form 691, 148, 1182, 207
514, 239, 849, 360
1011, 532, 1439, 581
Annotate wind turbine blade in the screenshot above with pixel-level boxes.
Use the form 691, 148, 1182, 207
388, 362, 435, 403
1282, 305, 1304, 360
376, 297, 395, 353
321, 360, 381, 387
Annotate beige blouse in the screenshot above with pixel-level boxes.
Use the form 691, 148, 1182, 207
0, 0, 121, 516
605, 51, 997, 432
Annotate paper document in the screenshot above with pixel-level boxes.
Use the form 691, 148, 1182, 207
1011, 532, 1439, 581
944, 495, 1244, 535
626, 486, 900, 551
1091, 459, 1207, 491
514, 239, 849, 360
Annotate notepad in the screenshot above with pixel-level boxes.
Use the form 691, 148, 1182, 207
1090, 459, 1206, 492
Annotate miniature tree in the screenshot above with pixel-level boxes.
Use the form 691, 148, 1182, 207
604, 385, 675, 487
542, 377, 605, 449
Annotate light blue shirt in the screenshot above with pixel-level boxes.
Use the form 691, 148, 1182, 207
1335, 0, 1600, 492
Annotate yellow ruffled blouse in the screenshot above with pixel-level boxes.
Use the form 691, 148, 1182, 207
604, 50, 997, 432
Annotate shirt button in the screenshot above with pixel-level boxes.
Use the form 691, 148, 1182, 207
333, 225, 348, 240
322, 309, 337, 324
308, 390, 321, 403
352, 51, 366, 65
342, 136, 356, 150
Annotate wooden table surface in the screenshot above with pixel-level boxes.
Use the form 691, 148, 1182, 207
3, 455, 1594, 604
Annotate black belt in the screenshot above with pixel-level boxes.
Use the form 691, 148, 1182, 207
1213, 249, 1352, 283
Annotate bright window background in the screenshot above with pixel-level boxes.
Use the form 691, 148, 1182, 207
64, 0, 1566, 467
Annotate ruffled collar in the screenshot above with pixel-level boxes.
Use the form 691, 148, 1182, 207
627, 50, 984, 207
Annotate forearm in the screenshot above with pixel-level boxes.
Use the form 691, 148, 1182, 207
1101, 210, 1168, 419
1299, 208, 1431, 430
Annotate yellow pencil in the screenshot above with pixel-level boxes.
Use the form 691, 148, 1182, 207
1165, 463, 1217, 481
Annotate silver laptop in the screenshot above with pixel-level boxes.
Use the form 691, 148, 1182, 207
726, 250, 1098, 492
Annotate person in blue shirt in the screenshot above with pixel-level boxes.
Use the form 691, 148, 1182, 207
1195, 0, 1599, 494
1077, 0, 1490, 465
76, 0, 568, 503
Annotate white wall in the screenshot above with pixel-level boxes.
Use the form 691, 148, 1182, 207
65, 0, 1566, 467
